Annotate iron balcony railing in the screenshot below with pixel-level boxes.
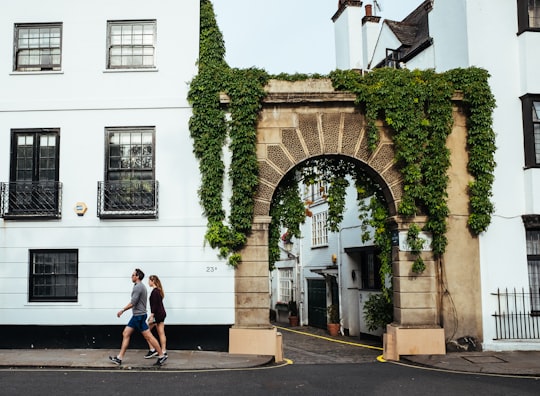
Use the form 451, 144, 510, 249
492, 287, 540, 340
97, 180, 158, 218
0, 181, 62, 219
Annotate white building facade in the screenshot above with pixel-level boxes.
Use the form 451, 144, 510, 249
0, 1, 235, 346
330, 0, 540, 350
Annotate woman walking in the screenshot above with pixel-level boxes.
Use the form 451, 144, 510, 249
144, 274, 167, 358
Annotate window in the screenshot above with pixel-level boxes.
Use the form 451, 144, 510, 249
385, 48, 401, 68
107, 20, 156, 69
518, 0, 540, 33
526, 230, 540, 314
304, 181, 327, 204
1, 129, 61, 219
520, 95, 540, 167
29, 250, 78, 302
278, 268, 293, 303
97, 127, 157, 218
312, 211, 328, 247
360, 250, 382, 290
14, 23, 62, 71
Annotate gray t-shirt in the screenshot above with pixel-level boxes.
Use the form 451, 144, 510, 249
130, 281, 148, 316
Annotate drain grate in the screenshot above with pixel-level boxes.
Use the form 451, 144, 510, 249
462, 355, 507, 364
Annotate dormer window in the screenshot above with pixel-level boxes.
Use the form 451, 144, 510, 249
385, 49, 401, 69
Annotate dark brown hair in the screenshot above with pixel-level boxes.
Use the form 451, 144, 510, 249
149, 275, 165, 299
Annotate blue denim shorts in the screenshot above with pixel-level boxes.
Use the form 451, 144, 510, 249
127, 314, 149, 332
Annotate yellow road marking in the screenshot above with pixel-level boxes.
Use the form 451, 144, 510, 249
276, 325, 384, 352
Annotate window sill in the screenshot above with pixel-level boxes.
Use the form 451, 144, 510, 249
10, 71, 64, 76
25, 302, 80, 306
103, 68, 158, 73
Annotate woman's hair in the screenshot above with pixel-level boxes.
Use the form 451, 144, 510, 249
149, 275, 165, 299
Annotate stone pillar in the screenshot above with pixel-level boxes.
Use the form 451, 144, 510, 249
383, 216, 445, 360
229, 216, 283, 361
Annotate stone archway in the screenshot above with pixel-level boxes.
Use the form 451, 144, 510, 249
228, 80, 481, 361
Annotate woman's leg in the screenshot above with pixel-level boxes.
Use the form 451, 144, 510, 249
156, 322, 167, 353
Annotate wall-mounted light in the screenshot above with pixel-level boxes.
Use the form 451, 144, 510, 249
331, 254, 337, 264
284, 241, 293, 252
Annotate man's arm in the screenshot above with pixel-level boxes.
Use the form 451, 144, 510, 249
117, 302, 134, 318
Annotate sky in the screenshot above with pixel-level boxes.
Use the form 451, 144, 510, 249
212, 0, 425, 74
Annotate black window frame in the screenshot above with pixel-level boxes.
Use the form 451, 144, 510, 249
385, 48, 401, 69
97, 126, 158, 218
360, 249, 383, 290
522, 215, 540, 315
2, 128, 62, 219
106, 20, 157, 69
13, 22, 62, 72
105, 126, 155, 182
517, 0, 540, 34
29, 249, 78, 302
521, 94, 540, 168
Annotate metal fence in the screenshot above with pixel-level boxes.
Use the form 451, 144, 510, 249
492, 287, 540, 340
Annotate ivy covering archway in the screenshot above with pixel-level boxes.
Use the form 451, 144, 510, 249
188, 1, 496, 273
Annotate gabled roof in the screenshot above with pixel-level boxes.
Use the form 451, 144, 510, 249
381, 0, 433, 63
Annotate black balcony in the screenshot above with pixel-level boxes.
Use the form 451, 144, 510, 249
97, 180, 158, 219
1, 181, 62, 219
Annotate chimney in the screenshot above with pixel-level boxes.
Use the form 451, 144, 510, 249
333, 1, 364, 70
365, 4, 372, 16
361, 3, 381, 69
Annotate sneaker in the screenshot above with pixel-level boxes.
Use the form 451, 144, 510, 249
109, 356, 122, 365
144, 350, 158, 359
154, 355, 168, 366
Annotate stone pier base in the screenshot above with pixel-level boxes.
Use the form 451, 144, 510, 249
383, 323, 445, 361
229, 326, 283, 362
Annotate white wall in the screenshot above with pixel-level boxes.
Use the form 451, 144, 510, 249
369, 24, 401, 68
0, 1, 236, 326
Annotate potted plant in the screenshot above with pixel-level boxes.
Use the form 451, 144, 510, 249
363, 293, 393, 333
327, 304, 340, 336
288, 300, 299, 327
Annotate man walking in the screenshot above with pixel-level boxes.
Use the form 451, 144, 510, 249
109, 268, 168, 366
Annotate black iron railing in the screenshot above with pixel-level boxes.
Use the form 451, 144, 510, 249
0, 181, 62, 219
97, 180, 158, 218
492, 287, 540, 340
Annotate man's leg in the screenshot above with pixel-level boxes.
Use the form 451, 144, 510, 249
141, 329, 163, 356
118, 326, 134, 359
146, 322, 156, 351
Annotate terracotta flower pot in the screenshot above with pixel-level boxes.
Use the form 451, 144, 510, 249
327, 323, 340, 336
289, 315, 299, 327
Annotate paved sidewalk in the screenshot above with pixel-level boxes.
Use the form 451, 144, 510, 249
0, 325, 539, 377
0, 349, 273, 371
401, 350, 540, 377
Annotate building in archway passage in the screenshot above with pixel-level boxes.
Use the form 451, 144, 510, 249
0, 0, 236, 348
331, 0, 540, 351
270, 175, 388, 340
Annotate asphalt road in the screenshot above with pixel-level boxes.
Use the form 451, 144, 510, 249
1, 362, 538, 396
1, 326, 538, 395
